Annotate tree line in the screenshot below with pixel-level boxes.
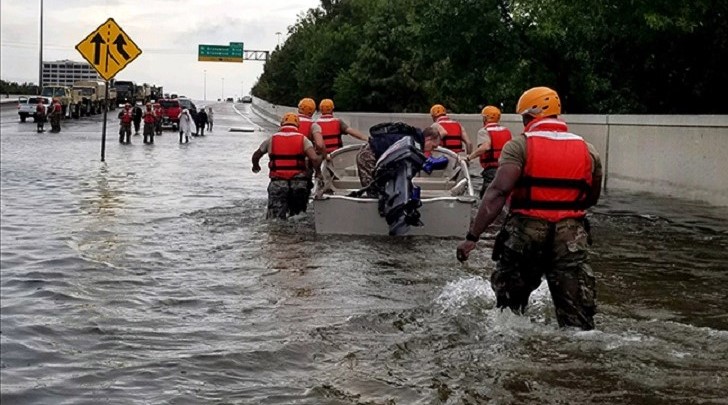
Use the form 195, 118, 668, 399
1, 80, 40, 96
252, 0, 727, 114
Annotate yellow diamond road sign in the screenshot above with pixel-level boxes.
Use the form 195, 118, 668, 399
75, 18, 142, 81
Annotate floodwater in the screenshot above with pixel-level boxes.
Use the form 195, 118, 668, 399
1, 103, 727, 404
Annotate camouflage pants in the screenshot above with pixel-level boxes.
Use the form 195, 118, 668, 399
119, 123, 132, 143
50, 114, 61, 132
491, 214, 596, 330
143, 122, 155, 144
356, 143, 378, 197
267, 178, 311, 220
479, 167, 497, 198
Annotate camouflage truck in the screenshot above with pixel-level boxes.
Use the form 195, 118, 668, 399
41, 84, 73, 118
135, 83, 152, 104
72, 80, 114, 118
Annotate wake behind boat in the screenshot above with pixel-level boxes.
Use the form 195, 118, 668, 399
313, 143, 477, 237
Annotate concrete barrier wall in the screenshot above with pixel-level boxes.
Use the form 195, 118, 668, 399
252, 96, 728, 206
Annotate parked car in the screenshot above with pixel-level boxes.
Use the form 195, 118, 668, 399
241, 96, 252, 103
158, 98, 181, 130
177, 97, 196, 113
17, 96, 51, 122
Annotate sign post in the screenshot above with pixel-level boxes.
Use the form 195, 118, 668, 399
75, 18, 142, 161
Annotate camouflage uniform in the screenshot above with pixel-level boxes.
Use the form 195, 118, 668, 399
479, 167, 497, 198
267, 178, 310, 219
356, 143, 378, 197
491, 214, 596, 330
49, 105, 62, 133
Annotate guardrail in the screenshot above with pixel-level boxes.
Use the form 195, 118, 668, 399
251, 96, 728, 206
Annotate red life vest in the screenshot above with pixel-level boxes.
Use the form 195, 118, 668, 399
269, 125, 307, 180
509, 118, 593, 222
436, 116, 463, 153
53, 103, 61, 113
36, 104, 45, 114
316, 114, 343, 153
479, 123, 512, 169
120, 109, 133, 124
144, 111, 155, 123
297, 114, 313, 140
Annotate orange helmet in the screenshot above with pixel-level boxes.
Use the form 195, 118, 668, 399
280, 112, 300, 127
319, 98, 334, 114
429, 104, 446, 118
297, 98, 316, 116
516, 86, 561, 117
481, 105, 501, 123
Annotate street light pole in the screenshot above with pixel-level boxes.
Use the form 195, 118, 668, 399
38, 0, 43, 92
203, 70, 207, 100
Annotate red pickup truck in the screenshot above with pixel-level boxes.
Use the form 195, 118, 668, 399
159, 99, 181, 130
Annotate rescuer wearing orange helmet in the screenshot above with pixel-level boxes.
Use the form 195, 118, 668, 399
465, 105, 512, 197
429, 104, 472, 155
296, 97, 320, 143
296, 97, 324, 190
252, 112, 321, 219
456, 86, 603, 331
314, 98, 369, 158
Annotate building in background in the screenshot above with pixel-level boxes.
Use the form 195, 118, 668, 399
42, 60, 101, 87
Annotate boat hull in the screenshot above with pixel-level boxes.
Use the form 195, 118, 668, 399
314, 195, 475, 237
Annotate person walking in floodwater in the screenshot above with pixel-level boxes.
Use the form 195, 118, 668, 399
206, 106, 214, 131
142, 102, 156, 144
35, 100, 47, 133
178, 108, 195, 143
196, 107, 208, 136
118, 103, 133, 144
457, 86, 603, 331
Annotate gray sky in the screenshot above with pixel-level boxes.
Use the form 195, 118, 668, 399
0, 0, 321, 100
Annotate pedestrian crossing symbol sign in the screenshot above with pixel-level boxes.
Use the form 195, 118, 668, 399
75, 18, 142, 81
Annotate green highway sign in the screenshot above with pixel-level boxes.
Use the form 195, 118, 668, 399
198, 42, 244, 63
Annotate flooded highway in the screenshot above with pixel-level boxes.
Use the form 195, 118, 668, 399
1, 103, 727, 404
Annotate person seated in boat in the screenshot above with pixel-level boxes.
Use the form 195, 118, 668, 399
356, 124, 442, 197
252, 112, 321, 219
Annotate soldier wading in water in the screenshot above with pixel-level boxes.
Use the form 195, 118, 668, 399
251, 112, 321, 220
457, 86, 603, 330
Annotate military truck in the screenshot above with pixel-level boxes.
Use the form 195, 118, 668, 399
113, 80, 136, 106
70, 80, 107, 118
41, 84, 73, 117
135, 83, 151, 104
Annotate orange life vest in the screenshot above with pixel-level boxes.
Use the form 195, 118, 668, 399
509, 118, 593, 222
436, 116, 463, 153
120, 109, 133, 124
479, 123, 512, 169
269, 125, 307, 180
316, 114, 343, 153
297, 114, 313, 140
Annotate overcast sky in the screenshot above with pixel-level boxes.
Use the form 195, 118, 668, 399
0, 0, 321, 100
